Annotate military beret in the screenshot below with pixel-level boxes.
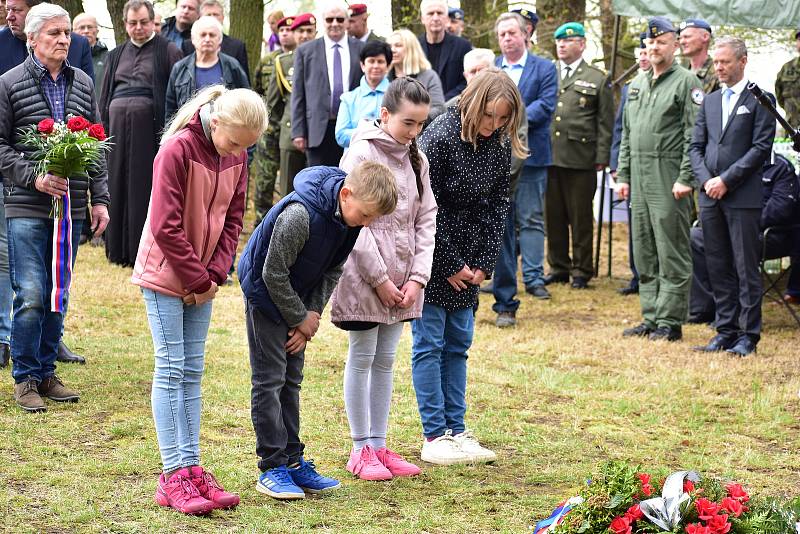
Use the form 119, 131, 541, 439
678, 18, 712, 34
448, 8, 464, 21
348, 4, 367, 17
639, 31, 647, 48
511, 8, 539, 26
646, 17, 676, 39
554, 22, 585, 40
290, 13, 316, 31
276, 16, 294, 30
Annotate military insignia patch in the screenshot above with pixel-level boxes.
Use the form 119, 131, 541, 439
691, 87, 704, 105
288, 67, 294, 76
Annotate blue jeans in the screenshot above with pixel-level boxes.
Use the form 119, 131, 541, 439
492, 203, 520, 313
0, 194, 12, 344
411, 303, 474, 438
517, 166, 547, 287
8, 217, 82, 383
143, 288, 212, 472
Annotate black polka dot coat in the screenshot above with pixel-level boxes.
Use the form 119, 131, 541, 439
418, 108, 511, 311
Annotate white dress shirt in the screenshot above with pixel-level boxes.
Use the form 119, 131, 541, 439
323, 34, 351, 98
559, 58, 582, 80
720, 77, 748, 129
501, 50, 528, 86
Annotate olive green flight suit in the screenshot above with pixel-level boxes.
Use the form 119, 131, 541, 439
616, 61, 703, 329
252, 50, 281, 225
266, 50, 305, 197
547, 59, 614, 279
776, 56, 800, 129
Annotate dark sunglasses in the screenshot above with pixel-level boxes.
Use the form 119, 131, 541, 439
325, 16, 345, 23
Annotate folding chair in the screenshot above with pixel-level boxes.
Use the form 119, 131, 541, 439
761, 224, 800, 328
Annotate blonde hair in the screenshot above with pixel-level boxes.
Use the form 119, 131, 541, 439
458, 67, 528, 159
344, 161, 398, 215
389, 29, 431, 76
161, 85, 268, 144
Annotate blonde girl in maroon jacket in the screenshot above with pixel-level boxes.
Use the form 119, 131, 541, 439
131, 85, 266, 515
330, 78, 438, 481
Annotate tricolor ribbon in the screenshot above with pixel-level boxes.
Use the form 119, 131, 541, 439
50, 190, 72, 313
533, 496, 583, 533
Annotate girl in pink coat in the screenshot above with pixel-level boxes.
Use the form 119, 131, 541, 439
330, 78, 438, 481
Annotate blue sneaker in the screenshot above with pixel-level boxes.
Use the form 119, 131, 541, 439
256, 465, 305, 500
288, 458, 341, 494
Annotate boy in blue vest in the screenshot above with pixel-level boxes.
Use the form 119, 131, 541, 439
239, 162, 398, 500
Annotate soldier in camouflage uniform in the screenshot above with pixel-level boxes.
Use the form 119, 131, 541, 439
267, 13, 317, 197
678, 18, 720, 94
776, 29, 800, 130
252, 15, 296, 226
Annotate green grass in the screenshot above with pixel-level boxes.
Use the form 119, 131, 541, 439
0, 221, 798, 533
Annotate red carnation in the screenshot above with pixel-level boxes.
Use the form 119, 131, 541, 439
626, 504, 644, 522
637, 473, 651, 486
609, 515, 632, 534
686, 524, 712, 534
66, 116, 91, 132
37, 118, 55, 134
683, 480, 695, 493
88, 123, 106, 141
725, 483, 749, 503
720, 496, 744, 517
706, 514, 731, 534
695, 498, 721, 521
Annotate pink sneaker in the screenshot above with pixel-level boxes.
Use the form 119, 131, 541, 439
189, 466, 240, 509
376, 447, 422, 477
154, 467, 215, 515
346, 445, 393, 481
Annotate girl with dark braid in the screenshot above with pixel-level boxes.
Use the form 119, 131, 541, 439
330, 78, 438, 480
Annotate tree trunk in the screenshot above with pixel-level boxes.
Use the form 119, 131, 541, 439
229, 0, 264, 79
391, 2, 421, 34
106, 0, 128, 48
51, 0, 84, 19
535, 0, 586, 58
461, 0, 508, 49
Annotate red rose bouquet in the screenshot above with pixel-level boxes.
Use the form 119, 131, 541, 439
19, 114, 111, 218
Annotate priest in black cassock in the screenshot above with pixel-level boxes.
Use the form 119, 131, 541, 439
99, 0, 182, 266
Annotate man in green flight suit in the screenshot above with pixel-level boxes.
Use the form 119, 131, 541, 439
252, 15, 296, 226
546, 22, 614, 289
776, 28, 800, 129
616, 17, 704, 342
266, 13, 317, 198
678, 18, 720, 95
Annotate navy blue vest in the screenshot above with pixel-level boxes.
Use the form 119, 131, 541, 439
238, 166, 361, 324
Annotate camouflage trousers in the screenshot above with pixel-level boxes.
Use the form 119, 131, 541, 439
253, 129, 280, 226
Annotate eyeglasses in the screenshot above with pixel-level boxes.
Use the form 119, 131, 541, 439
325, 17, 345, 24
125, 19, 153, 27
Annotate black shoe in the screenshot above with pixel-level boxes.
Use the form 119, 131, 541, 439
571, 276, 589, 289
543, 273, 569, 285
479, 281, 494, 294
0, 342, 9, 368
693, 334, 737, 352
649, 325, 682, 342
622, 323, 653, 337
726, 336, 757, 357
617, 283, 639, 296
525, 285, 551, 300
687, 313, 714, 324
57, 342, 86, 364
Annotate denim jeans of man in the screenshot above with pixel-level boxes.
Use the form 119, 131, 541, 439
492, 203, 521, 313
143, 288, 212, 472
8, 217, 82, 383
516, 165, 547, 288
0, 194, 12, 345
411, 303, 474, 439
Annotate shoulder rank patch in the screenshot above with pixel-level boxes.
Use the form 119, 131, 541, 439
691, 87, 704, 105
629, 87, 640, 96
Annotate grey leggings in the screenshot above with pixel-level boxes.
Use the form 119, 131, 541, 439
343, 322, 404, 449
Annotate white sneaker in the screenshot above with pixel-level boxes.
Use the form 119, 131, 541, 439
453, 430, 497, 463
420, 430, 472, 465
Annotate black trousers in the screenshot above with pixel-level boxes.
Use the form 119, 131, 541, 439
245, 298, 305, 471
305, 120, 343, 167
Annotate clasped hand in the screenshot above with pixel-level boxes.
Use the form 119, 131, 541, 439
182, 281, 219, 306
286, 311, 320, 355
447, 265, 485, 291
703, 176, 728, 200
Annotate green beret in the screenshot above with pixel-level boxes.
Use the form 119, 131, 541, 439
554, 22, 585, 40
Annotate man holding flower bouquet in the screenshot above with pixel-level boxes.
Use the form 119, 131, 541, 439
0, 3, 110, 412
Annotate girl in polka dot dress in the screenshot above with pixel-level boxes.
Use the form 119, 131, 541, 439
413, 68, 528, 465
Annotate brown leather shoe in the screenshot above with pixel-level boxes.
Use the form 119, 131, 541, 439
38, 375, 79, 402
14, 379, 47, 412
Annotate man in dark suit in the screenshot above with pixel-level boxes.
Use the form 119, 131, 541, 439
181, 0, 249, 82
688, 36, 776, 356
491, 12, 557, 327
418, 0, 472, 100
291, 2, 363, 167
